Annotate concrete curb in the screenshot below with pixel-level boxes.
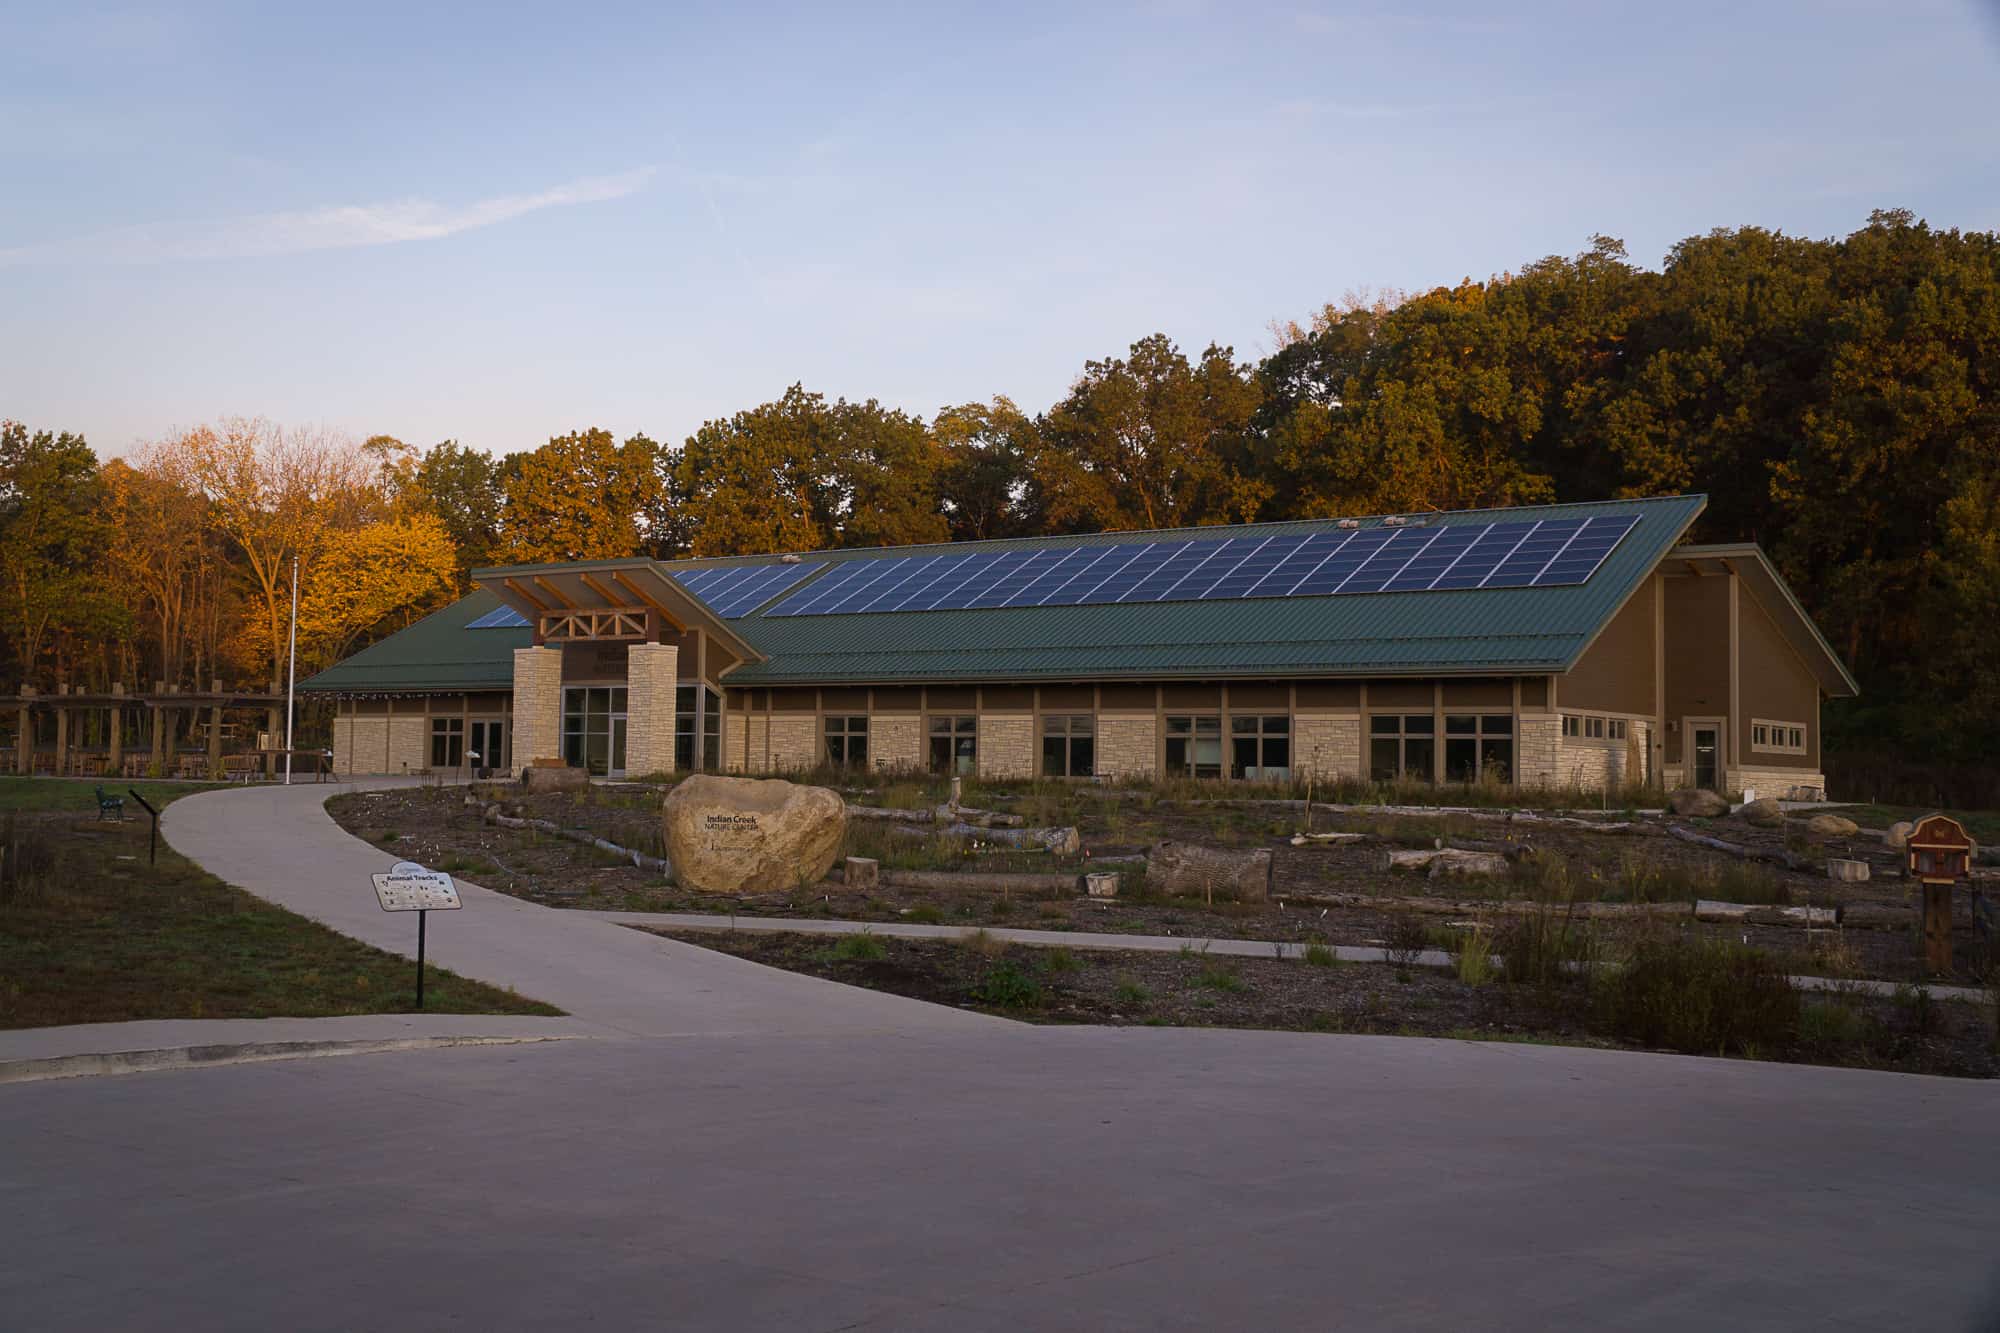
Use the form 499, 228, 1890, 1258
0, 1033, 584, 1086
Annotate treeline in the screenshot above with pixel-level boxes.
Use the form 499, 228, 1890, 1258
2, 210, 1995, 771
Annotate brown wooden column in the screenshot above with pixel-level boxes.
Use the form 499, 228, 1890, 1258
16, 694, 31, 775
266, 675, 281, 778
53, 697, 69, 776
207, 679, 224, 777
107, 684, 124, 776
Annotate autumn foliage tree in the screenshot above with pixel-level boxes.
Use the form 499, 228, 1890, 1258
498, 429, 660, 563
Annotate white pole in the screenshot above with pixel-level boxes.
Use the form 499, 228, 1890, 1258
285, 554, 298, 785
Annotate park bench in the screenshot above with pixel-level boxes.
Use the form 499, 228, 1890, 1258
94, 786, 124, 821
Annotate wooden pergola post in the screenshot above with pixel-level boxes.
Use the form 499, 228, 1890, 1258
266, 676, 281, 779
107, 683, 124, 777
15, 688, 32, 775
53, 691, 69, 776
207, 678, 224, 778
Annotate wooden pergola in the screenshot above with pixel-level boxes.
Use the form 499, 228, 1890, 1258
2, 681, 292, 780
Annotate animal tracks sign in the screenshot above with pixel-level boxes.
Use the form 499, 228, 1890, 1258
372, 860, 463, 913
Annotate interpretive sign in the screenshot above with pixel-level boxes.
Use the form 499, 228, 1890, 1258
368, 861, 462, 1009
371, 860, 462, 913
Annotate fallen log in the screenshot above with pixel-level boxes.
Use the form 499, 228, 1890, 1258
880, 869, 1079, 895
1377, 847, 1511, 877
482, 806, 671, 874
1149, 841, 1272, 902
951, 805, 1026, 829
946, 822, 1081, 855
1288, 831, 1367, 846
1283, 890, 1693, 921
845, 804, 937, 823
1667, 823, 1810, 872
1695, 899, 1836, 927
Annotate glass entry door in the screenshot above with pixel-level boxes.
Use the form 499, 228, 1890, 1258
563, 687, 627, 776
1691, 724, 1720, 792
468, 719, 507, 775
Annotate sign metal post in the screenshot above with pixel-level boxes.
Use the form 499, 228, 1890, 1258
370, 860, 462, 1008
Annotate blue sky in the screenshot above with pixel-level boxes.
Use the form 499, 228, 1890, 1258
4, 2, 1998, 459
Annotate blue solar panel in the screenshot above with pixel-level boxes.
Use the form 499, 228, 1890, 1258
758, 513, 1640, 617
466, 604, 530, 629
671, 560, 825, 618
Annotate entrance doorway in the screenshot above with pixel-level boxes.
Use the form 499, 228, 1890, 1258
1691, 723, 1720, 792
469, 719, 507, 777
562, 687, 627, 776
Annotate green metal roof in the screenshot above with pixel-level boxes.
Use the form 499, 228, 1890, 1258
300, 588, 527, 693
306, 495, 1712, 692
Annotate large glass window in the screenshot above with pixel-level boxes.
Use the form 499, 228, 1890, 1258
1230, 715, 1291, 781
563, 687, 627, 775
929, 715, 977, 775
1041, 715, 1094, 778
468, 719, 506, 774
674, 684, 724, 773
1369, 714, 1435, 783
825, 715, 869, 768
1444, 714, 1513, 784
430, 717, 464, 769
1165, 716, 1222, 779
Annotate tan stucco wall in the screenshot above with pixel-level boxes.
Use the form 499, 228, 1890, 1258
1736, 587, 1821, 771
1558, 577, 1656, 715
1662, 576, 1731, 767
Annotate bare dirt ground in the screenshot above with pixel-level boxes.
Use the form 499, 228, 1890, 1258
328, 782, 1998, 987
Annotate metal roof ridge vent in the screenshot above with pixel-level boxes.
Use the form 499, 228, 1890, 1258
1381, 515, 1408, 527
1337, 518, 1361, 529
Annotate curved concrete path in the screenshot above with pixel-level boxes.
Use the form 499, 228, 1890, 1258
1, 781, 1989, 1330
159, 780, 998, 1039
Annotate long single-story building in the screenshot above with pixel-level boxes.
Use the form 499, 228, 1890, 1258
301, 493, 1858, 796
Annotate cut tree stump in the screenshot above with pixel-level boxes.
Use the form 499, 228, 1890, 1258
844, 856, 880, 889
1148, 841, 1272, 902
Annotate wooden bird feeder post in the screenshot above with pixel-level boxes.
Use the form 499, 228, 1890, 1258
1905, 813, 1974, 974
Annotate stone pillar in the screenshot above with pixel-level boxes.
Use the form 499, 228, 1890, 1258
510, 647, 564, 777
623, 642, 680, 778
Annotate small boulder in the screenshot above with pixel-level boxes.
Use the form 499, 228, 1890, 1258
1669, 787, 1729, 818
661, 774, 847, 894
1885, 820, 1914, 850
1807, 813, 1860, 838
1738, 797, 1784, 828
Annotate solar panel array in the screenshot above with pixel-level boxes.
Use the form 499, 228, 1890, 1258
763, 516, 1638, 619
673, 560, 826, 618
466, 604, 530, 629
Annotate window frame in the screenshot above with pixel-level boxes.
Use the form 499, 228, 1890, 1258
928, 714, 978, 775
824, 714, 870, 769
1443, 713, 1514, 785
429, 716, 465, 769
1040, 714, 1095, 779
1750, 717, 1808, 756
1164, 715, 1223, 779
1229, 714, 1292, 782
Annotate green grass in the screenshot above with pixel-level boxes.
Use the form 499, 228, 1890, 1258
0, 814, 560, 1029
1831, 803, 2000, 844
824, 932, 888, 962
0, 777, 211, 813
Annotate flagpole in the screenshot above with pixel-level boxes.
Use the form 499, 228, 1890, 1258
285, 554, 298, 785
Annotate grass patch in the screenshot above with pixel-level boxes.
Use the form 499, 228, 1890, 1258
825, 932, 888, 962
1590, 931, 1798, 1058
0, 814, 559, 1028
1195, 958, 1248, 993
974, 959, 1043, 1009
1303, 941, 1338, 968
0, 777, 210, 813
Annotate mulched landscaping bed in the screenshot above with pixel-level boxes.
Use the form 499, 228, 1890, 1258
648, 928, 2000, 1079
328, 784, 1996, 986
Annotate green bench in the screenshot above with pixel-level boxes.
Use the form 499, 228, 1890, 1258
94, 786, 124, 821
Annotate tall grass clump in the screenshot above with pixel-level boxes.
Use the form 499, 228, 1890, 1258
1591, 932, 1799, 1057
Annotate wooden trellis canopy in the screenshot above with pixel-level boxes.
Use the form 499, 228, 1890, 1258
537, 607, 650, 643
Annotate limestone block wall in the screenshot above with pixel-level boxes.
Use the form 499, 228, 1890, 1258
978, 715, 1035, 780
1515, 715, 1561, 788
1293, 715, 1361, 780
723, 713, 749, 773
1553, 722, 1652, 792
387, 715, 428, 775
335, 715, 388, 775
623, 643, 679, 777
1734, 766, 1827, 800
870, 715, 921, 773
1096, 715, 1157, 780
511, 647, 564, 776
769, 715, 819, 770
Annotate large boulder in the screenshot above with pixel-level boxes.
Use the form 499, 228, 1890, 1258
1885, 820, 1914, 851
1668, 787, 1729, 818
661, 774, 846, 894
1807, 813, 1860, 838
1738, 797, 1784, 829
522, 764, 588, 793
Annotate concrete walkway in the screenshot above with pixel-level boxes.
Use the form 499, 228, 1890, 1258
157, 780, 999, 1039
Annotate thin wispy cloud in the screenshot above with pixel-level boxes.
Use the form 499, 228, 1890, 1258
0, 167, 655, 267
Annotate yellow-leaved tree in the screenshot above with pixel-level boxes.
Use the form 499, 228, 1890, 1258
297, 514, 458, 668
